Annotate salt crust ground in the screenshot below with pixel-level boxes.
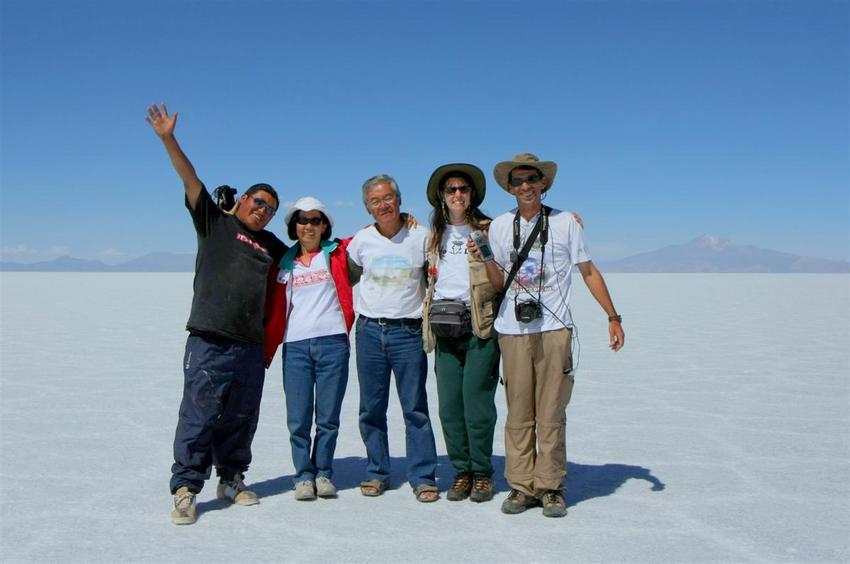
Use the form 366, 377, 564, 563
1, 273, 848, 563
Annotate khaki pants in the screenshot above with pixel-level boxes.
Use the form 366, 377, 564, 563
498, 329, 573, 497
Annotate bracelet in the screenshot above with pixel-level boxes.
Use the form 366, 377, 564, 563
608, 314, 622, 323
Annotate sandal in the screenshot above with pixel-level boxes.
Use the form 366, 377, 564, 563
413, 483, 440, 503
359, 479, 388, 497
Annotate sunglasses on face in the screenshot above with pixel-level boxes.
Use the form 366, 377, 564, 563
443, 185, 472, 195
509, 174, 544, 187
252, 197, 277, 216
296, 216, 324, 226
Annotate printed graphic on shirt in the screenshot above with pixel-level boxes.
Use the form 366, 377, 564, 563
441, 231, 468, 258
292, 268, 332, 288
511, 256, 566, 293
367, 255, 417, 287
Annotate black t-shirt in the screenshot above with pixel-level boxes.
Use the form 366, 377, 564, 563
185, 188, 287, 343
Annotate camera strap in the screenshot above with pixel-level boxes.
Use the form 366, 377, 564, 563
497, 206, 551, 307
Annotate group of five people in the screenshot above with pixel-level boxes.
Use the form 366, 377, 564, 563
145, 103, 625, 525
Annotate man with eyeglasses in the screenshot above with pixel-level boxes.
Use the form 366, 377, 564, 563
346, 174, 440, 503
146, 103, 287, 525
474, 153, 624, 518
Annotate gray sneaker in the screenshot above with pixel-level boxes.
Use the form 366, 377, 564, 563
171, 487, 197, 525
293, 480, 317, 501
316, 477, 337, 498
500, 489, 541, 515
541, 490, 567, 518
217, 473, 259, 506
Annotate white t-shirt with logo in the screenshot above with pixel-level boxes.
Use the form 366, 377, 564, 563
489, 207, 590, 335
348, 223, 429, 319
434, 223, 471, 305
283, 251, 347, 342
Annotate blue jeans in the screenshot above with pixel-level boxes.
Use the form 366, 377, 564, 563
355, 316, 437, 487
171, 334, 265, 494
282, 333, 350, 482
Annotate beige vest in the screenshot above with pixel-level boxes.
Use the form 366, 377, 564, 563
422, 223, 499, 353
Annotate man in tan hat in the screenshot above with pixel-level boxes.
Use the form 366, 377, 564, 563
473, 152, 624, 518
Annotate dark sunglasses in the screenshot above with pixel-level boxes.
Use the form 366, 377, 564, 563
252, 197, 277, 216
296, 216, 324, 226
443, 185, 472, 195
509, 174, 544, 187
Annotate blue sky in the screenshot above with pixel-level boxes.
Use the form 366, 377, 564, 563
1, 0, 848, 263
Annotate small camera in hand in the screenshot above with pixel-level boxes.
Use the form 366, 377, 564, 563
212, 185, 237, 212
515, 300, 543, 323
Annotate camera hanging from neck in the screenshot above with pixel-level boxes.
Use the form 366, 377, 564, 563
506, 206, 551, 312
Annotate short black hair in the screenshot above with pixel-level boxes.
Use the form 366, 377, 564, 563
287, 210, 333, 241
244, 183, 279, 209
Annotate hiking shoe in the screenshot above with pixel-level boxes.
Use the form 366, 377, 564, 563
542, 490, 567, 518
171, 487, 197, 525
446, 472, 472, 501
500, 489, 541, 515
293, 480, 317, 501
217, 473, 259, 506
316, 477, 337, 498
470, 475, 494, 503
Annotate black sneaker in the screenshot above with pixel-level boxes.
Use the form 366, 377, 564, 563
469, 475, 494, 503
446, 472, 472, 501
500, 489, 541, 514
541, 489, 567, 518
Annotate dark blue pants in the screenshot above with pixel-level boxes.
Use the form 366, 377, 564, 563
170, 334, 265, 494
355, 317, 437, 487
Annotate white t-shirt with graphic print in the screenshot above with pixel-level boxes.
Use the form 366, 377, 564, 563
434, 223, 472, 305
489, 207, 591, 335
348, 223, 429, 319
283, 251, 347, 343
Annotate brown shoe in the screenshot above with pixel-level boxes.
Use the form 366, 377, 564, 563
469, 475, 494, 503
446, 472, 472, 501
500, 489, 541, 514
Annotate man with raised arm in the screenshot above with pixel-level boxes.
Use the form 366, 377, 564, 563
145, 103, 287, 525
474, 153, 625, 518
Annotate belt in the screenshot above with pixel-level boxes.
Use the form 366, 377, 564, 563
359, 315, 422, 326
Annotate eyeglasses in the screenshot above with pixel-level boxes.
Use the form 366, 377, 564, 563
509, 174, 544, 187
366, 195, 397, 208
443, 185, 472, 195
295, 216, 323, 226
252, 197, 277, 216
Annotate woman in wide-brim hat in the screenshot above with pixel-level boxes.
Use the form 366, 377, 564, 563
422, 163, 501, 504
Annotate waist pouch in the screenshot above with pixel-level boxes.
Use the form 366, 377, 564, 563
429, 299, 471, 339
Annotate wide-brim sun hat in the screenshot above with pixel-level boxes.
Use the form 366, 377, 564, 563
493, 153, 557, 193
426, 163, 486, 208
284, 196, 334, 227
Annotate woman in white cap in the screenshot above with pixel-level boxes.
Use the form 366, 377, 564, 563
263, 197, 356, 501
422, 164, 502, 503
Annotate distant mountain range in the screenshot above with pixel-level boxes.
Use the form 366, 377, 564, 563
597, 235, 849, 273
0, 252, 196, 272
1, 236, 848, 273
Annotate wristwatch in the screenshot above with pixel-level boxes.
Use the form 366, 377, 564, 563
608, 314, 622, 323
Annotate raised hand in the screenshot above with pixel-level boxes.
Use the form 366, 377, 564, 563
145, 103, 178, 138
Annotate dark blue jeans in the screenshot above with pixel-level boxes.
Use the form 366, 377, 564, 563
170, 334, 265, 494
355, 316, 437, 487
282, 333, 350, 482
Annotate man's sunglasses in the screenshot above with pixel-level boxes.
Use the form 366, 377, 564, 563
252, 197, 277, 216
296, 216, 324, 226
509, 174, 544, 187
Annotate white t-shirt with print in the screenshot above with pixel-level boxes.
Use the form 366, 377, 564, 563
434, 224, 472, 305
489, 207, 590, 335
283, 252, 347, 342
348, 223, 429, 319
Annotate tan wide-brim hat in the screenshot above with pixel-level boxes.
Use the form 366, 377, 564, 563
493, 153, 557, 193
426, 163, 486, 208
